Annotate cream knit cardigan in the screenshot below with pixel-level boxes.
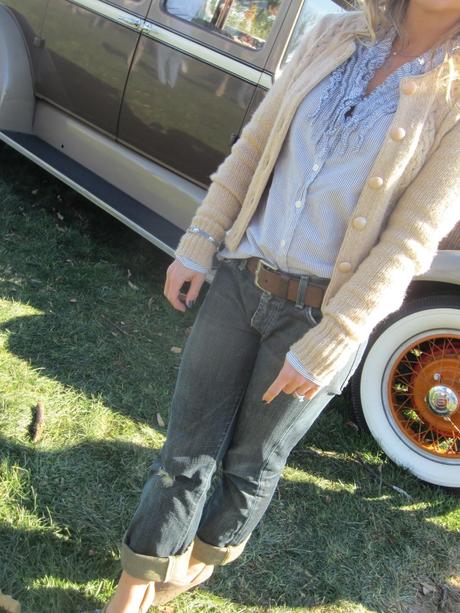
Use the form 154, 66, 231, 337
175, 11, 460, 386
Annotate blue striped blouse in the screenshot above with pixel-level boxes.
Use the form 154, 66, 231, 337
177, 28, 440, 380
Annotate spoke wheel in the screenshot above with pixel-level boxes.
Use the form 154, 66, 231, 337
351, 295, 460, 490
387, 334, 460, 459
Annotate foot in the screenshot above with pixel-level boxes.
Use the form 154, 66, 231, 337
105, 572, 153, 613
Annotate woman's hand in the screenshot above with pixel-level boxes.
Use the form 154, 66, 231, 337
164, 260, 206, 312
262, 359, 320, 404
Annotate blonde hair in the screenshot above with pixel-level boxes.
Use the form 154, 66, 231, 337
355, 1, 460, 94
357, 0, 460, 43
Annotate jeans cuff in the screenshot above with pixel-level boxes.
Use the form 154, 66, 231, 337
121, 536, 194, 582
192, 535, 250, 566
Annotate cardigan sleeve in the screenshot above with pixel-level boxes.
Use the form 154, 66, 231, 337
174, 15, 338, 271
289, 119, 460, 386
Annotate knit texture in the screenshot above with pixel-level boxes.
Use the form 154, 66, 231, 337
175, 11, 460, 386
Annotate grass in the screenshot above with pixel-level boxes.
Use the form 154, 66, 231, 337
0, 142, 459, 613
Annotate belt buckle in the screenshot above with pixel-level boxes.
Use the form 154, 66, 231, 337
254, 259, 277, 293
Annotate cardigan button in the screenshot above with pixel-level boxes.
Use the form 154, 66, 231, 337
401, 80, 417, 95
390, 127, 406, 141
338, 261, 352, 273
368, 176, 384, 189
352, 216, 367, 230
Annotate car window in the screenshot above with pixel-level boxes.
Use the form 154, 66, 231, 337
281, 0, 344, 69
163, 0, 284, 50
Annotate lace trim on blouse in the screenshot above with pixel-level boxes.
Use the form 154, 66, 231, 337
309, 28, 447, 156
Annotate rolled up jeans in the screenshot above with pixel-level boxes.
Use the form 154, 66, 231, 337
121, 258, 364, 581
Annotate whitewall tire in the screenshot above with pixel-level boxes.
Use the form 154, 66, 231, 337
352, 295, 460, 490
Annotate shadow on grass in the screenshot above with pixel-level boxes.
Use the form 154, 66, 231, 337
0, 144, 199, 427
1, 434, 459, 612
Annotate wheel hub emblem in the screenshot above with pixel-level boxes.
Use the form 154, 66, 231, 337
426, 385, 458, 417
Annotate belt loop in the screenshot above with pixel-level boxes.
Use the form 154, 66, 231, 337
295, 275, 310, 309
238, 258, 248, 271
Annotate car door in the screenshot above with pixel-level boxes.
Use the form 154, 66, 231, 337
36, 0, 153, 136
117, 0, 298, 189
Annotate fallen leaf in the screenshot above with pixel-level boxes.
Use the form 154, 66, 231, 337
421, 582, 436, 596
128, 280, 139, 291
170, 346, 182, 354
69, 298, 78, 303
31, 188, 39, 195
88, 549, 97, 557
185, 327, 193, 337
156, 413, 166, 428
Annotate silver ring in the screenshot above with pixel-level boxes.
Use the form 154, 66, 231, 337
294, 392, 305, 402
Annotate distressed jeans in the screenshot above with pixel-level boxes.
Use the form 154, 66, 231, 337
121, 258, 363, 581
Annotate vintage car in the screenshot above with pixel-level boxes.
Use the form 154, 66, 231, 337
0, 0, 459, 490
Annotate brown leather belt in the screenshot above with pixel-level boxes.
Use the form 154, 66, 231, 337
246, 257, 328, 309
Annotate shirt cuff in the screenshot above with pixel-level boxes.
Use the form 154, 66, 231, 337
286, 351, 323, 386
175, 255, 209, 274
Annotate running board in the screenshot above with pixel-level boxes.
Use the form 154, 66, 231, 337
0, 130, 182, 256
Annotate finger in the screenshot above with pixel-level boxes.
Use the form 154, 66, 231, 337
262, 372, 289, 404
185, 275, 205, 307
304, 385, 320, 400
166, 274, 187, 312
283, 377, 305, 395
295, 382, 316, 396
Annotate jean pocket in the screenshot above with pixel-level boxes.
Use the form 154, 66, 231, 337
302, 305, 323, 326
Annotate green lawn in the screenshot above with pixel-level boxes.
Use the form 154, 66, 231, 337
0, 143, 459, 613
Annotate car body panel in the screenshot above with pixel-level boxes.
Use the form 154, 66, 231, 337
117, 1, 298, 186
118, 33, 259, 186
36, 0, 141, 136
33, 101, 206, 231
417, 251, 460, 286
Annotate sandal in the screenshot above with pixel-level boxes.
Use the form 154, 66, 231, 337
154, 564, 214, 606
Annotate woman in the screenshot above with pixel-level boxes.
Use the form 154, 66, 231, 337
100, 1, 460, 610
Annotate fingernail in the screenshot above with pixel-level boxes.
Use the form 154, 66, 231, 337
186, 300, 195, 309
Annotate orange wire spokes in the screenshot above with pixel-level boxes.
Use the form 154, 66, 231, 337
388, 335, 460, 458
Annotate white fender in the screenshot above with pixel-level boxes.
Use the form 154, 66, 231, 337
416, 250, 460, 287
0, 6, 34, 133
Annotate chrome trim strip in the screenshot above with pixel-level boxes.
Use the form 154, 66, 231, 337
259, 72, 273, 89
67, 3, 272, 86
69, 0, 143, 32
0, 130, 175, 257
142, 21, 270, 86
